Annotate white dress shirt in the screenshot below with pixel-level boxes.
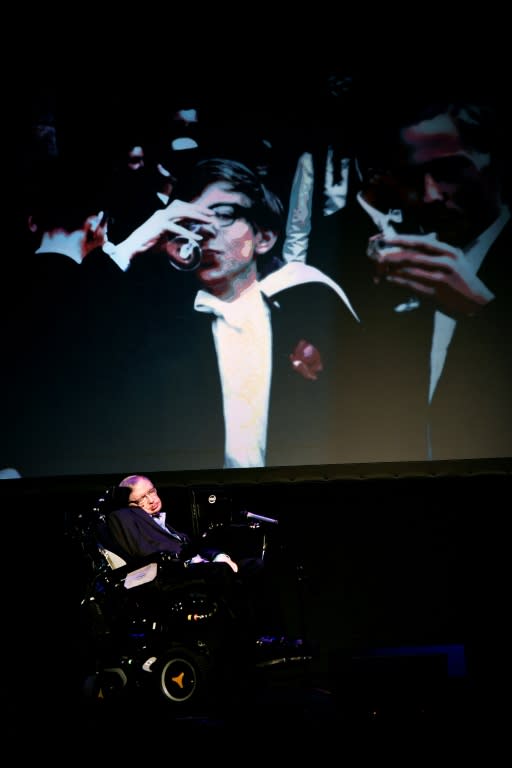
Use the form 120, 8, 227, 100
151, 510, 168, 530
194, 283, 272, 468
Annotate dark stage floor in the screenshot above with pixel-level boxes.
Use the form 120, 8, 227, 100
3, 642, 485, 756
4, 661, 488, 766
59, 653, 481, 752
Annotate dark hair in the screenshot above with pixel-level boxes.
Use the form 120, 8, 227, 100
174, 157, 285, 234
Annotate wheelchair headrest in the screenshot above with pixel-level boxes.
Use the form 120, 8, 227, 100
99, 485, 132, 512
81, 485, 133, 567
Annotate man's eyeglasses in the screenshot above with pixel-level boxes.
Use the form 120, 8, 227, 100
185, 204, 252, 232
209, 203, 252, 227
129, 487, 158, 506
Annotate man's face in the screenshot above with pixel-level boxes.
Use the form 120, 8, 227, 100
393, 113, 500, 247
128, 478, 162, 515
191, 182, 260, 299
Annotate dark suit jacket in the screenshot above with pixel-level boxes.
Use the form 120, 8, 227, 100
107, 505, 221, 562
2, 248, 134, 476
427, 219, 512, 460
265, 280, 362, 466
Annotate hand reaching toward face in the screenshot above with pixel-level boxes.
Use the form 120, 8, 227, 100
367, 232, 495, 317
116, 200, 215, 257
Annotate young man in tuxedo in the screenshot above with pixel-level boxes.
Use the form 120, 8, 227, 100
103, 157, 361, 472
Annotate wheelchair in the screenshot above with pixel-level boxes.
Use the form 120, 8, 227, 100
68, 488, 311, 717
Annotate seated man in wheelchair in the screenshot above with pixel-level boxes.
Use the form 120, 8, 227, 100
108, 474, 265, 631
111, 475, 241, 570
76, 474, 307, 709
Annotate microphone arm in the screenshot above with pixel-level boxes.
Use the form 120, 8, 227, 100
242, 511, 279, 525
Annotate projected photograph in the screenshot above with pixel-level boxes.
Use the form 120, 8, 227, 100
3, 69, 511, 480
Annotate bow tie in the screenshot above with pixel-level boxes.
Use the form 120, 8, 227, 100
194, 290, 247, 329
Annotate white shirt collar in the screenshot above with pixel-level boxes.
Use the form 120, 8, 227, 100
35, 231, 83, 264
356, 191, 403, 233
194, 283, 263, 330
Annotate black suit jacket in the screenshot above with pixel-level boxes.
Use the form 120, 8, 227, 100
107, 505, 222, 562
2, 248, 134, 476
265, 280, 362, 466
427, 219, 512, 460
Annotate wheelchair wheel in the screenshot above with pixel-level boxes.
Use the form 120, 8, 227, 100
155, 644, 214, 709
82, 667, 128, 702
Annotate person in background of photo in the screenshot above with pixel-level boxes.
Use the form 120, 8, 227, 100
282, 72, 355, 266
311, 80, 512, 461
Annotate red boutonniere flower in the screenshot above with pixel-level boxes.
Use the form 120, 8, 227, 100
289, 339, 323, 381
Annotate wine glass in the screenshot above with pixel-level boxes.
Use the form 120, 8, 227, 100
370, 207, 421, 313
